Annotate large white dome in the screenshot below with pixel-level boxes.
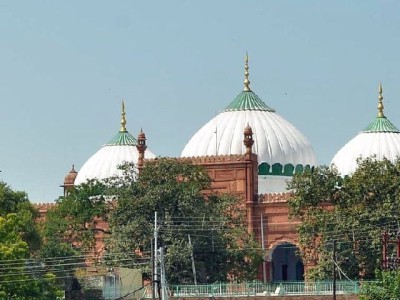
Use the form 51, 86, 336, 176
74, 103, 156, 185
331, 85, 400, 175
181, 57, 317, 193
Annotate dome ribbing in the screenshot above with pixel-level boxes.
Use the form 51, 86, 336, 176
224, 91, 275, 112
181, 55, 317, 193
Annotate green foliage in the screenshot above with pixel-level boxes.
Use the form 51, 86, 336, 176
0, 181, 66, 298
360, 270, 400, 300
43, 179, 110, 254
107, 159, 262, 284
0, 181, 41, 253
0, 213, 29, 260
0, 181, 29, 216
38, 179, 112, 296
288, 158, 400, 280
0, 213, 64, 299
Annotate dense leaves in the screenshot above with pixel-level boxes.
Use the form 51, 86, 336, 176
107, 159, 262, 284
0, 181, 30, 216
288, 158, 400, 280
0, 182, 63, 299
360, 270, 400, 300
43, 179, 110, 255
39, 179, 111, 295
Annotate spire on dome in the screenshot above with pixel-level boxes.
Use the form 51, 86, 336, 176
378, 83, 384, 118
243, 52, 251, 91
224, 54, 275, 112
363, 83, 400, 133
120, 100, 127, 132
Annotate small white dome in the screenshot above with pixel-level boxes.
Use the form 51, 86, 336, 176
331, 85, 400, 175
331, 118, 400, 176
75, 131, 156, 185
74, 102, 156, 185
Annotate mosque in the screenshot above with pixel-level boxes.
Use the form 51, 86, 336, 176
56, 55, 400, 282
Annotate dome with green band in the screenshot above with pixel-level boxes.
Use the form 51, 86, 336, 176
181, 56, 317, 193
331, 84, 400, 175
74, 102, 156, 185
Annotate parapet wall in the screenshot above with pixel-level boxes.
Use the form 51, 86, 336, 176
258, 192, 292, 203
181, 154, 256, 164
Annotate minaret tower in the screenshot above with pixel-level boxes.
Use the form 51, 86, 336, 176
136, 129, 147, 173
243, 123, 254, 155
61, 165, 78, 197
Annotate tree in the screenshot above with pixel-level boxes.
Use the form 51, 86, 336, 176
0, 181, 30, 215
106, 159, 262, 284
360, 270, 400, 300
0, 181, 41, 253
0, 181, 69, 298
43, 179, 110, 256
40, 179, 111, 295
288, 158, 400, 280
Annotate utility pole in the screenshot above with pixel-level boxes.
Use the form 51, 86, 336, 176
188, 235, 197, 286
333, 240, 336, 300
151, 239, 155, 300
154, 212, 159, 300
160, 247, 168, 300
261, 213, 266, 283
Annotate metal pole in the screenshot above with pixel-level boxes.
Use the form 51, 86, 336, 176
151, 238, 155, 300
154, 212, 158, 299
160, 247, 168, 300
261, 213, 266, 283
333, 240, 336, 300
188, 235, 197, 286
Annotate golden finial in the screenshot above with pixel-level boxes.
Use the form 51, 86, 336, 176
378, 83, 384, 118
243, 52, 251, 91
120, 99, 127, 132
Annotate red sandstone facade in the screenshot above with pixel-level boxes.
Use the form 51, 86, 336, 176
184, 149, 301, 281
175, 126, 301, 281
43, 126, 302, 281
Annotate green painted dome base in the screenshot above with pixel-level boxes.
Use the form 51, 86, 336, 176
258, 162, 313, 176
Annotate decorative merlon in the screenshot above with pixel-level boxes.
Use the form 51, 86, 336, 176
34, 203, 57, 212
258, 192, 292, 203
158, 154, 257, 165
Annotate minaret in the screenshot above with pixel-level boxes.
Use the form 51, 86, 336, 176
243, 123, 254, 154
243, 52, 251, 92
61, 165, 78, 197
136, 129, 147, 173
378, 83, 384, 118
243, 124, 256, 234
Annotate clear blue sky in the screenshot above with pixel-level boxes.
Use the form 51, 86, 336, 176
1, 1, 400, 202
